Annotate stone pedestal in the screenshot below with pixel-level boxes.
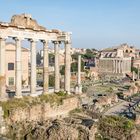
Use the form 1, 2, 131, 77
75, 85, 82, 94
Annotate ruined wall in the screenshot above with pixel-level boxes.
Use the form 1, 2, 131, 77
0, 107, 7, 136
6, 97, 79, 124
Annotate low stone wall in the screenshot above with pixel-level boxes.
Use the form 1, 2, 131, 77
0, 107, 7, 136
5, 96, 79, 124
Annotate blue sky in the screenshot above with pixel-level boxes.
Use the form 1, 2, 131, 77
0, 0, 140, 49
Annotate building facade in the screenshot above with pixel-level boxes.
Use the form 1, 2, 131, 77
6, 43, 29, 88
99, 44, 132, 78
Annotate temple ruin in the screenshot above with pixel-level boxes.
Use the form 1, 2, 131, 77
0, 14, 72, 100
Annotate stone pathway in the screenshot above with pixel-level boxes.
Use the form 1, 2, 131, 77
104, 100, 130, 116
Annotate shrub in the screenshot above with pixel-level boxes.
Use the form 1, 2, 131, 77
55, 91, 67, 96
98, 116, 135, 140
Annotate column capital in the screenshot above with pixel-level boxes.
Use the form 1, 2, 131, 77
52, 40, 61, 44
28, 38, 38, 42
0, 37, 6, 41
13, 37, 23, 42
41, 40, 48, 44
65, 40, 71, 44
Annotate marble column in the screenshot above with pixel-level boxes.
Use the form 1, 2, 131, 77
118, 60, 121, 73
122, 61, 124, 74
0, 38, 6, 100
115, 60, 117, 73
54, 41, 60, 92
78, 55, 81, 86
121, 60, 122, 73
14, 38, 22, 98
132, 71, 135, 81
113, 60, 115, 73
64, 41, 71, 94
77, 55, 82, 93
30, 39, 36, 95
43, 40, 49, 94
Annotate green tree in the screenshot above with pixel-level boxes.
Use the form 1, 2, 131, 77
36, 52, 41, 65
131, 67, 138, 74
81, 49, 96, 59
49, 53, 55, 66
49, 75, 55, 87
60, 65, 65, 75
71, 61, 84, 72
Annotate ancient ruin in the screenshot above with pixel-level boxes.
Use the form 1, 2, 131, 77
0, 14, 72, 100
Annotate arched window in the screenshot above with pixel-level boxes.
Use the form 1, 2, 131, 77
126, 50, 128, 53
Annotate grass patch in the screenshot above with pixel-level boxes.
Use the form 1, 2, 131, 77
69, 108, 82, 115
55, 91, 67, 96
0, 93, 73, 118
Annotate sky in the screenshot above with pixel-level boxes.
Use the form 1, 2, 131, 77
0, 0, 140, 50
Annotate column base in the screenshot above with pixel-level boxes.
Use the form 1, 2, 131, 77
0, 97, 8, 102
65, 91, 71, 95
42, 91, 49, 95
15, 95, 22, 99
30, 94, 38, 97
75, 85, 82, 94
54, 89, 60, 93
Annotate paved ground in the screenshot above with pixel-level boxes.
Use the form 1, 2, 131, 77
22, 87, 54, 96
7, 87, 55, 97
104, 100, 130, 116
7, 86, 75, 97
104, 95, 140, 116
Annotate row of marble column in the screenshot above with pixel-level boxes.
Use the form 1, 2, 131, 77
0, 37, 71, 100
113, 60, 123, 74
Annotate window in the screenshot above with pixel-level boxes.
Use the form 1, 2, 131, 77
8, 77, 14, 86
125, 50, 128, 53
8, 63, 14, 70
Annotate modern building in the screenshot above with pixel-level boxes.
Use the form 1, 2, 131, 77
6, 42, 29, 88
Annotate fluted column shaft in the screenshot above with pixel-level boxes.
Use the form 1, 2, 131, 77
64, 41, 71, 94
0, 38, 6, 99
43, 41, 49, 93
15, 38, 22, 98
30, 39, 36, 95
54, 41, 60, 92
